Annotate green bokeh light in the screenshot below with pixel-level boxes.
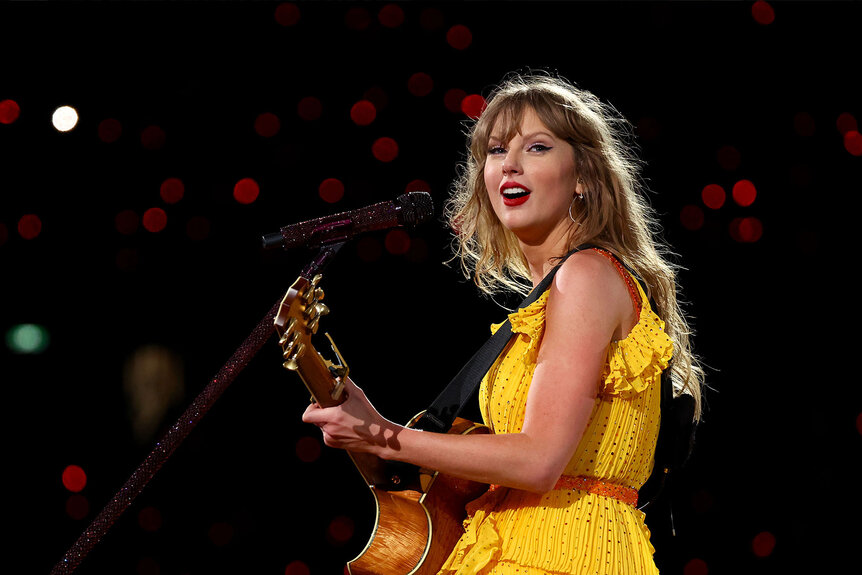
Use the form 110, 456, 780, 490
6, 323, 50, 354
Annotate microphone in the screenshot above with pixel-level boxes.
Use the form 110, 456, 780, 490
261, 191, 434, 250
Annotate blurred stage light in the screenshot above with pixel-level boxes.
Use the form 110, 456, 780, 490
115, 209, 139, 235
234, 178, 260, 204
254, 112, 281, 137
446, 24, 473, 50
140, 125, 166, 150
408, 72, 434, 97
372, 137, 399, 162
730, 217, 764, 243
683, 558, 708, 575
318, 178, 344, 203
350, 100, 376, 126
378, 3, 405, 28
716, 145, 741, 171
142, 207, 168, 232
137, 506, 163, 532
384, 229, 410, 255
285, 560, 311, 575
701, 184, 726, 210
405, 179, 430, 194
844, 130, 862, 156
274, 2, 300, 27
732, 180, 757, 207
793, 112, 816, 137
680, 205, 705, 231
160, 177, 185, 204
52, 105, 78, 132
344, 6, 372, 30
297, 96, 322, 121
65, 494, 89, 520
97, 118, 122, 143
751, 1, 775, 25
751, 531, 776, 557
444, 88, 467, 114
295, 436, 321, 463
0, 99, 21, 124
62, 464, 87, 493
18, 213, 42, 239
836, 112, 858, 135
461, 94, 487, 119
326, 515, 355, 545
6, 323, 50, 354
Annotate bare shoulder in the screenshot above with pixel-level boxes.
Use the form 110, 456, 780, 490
547, 249, 635, 340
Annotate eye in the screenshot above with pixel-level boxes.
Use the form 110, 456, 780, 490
527, 143, 552, 153
488, 145, 507, 155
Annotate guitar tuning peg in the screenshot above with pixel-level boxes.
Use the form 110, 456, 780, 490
314, 302, 330, 316
314, 287, 325, 302
282, 342, 306, 371
311, 274, 323, 287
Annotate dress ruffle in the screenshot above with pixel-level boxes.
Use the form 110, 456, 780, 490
601, 309, 672, 397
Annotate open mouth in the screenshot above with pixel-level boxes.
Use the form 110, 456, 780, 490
501, 186, 531, 206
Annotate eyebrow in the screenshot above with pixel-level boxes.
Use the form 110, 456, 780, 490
488, 131, 556, 143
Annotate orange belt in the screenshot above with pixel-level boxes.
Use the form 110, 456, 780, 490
488, 475, 639, 507
555, 475, 639, 507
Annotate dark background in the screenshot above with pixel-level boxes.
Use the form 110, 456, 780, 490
2, 2, 859, 574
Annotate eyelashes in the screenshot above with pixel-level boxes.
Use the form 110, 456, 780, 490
487, 143, 553, 155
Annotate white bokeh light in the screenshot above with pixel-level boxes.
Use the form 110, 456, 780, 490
52, 105, 79, 132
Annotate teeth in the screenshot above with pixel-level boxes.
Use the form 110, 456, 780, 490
502, 187, 529, 196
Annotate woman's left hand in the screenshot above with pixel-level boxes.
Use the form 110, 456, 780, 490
301, 377, 403, 457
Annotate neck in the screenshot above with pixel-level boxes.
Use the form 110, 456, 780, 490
519, 225, 575, 287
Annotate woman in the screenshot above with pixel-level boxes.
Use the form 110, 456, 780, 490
302, 72, 704, 574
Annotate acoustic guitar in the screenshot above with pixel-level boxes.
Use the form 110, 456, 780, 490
276, 273, 490, 574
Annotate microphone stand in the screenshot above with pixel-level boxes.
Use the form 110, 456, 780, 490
50, 241, 347, 574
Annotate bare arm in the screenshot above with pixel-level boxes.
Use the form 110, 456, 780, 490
302, 252, 634, 493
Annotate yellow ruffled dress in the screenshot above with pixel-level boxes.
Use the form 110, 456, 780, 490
438, 264, 672, 575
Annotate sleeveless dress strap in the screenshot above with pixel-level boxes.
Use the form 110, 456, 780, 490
589, 247, 642, 316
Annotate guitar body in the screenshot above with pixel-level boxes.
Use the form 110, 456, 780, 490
347, 418, 489, 575
275, 274, 490, 574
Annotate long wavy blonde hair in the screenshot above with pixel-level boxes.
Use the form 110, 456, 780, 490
445, 72, 704, 419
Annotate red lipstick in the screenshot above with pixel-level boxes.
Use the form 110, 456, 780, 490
500, 181, 532, 206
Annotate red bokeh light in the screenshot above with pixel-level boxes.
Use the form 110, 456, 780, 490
751, 1, 775, 25
701, 184, 726, 210
296, 436, 322, 462
350, 100, 376, 126
372, 137, 399, 162
844, 130, 862, 156
142, 207, 168, 232
62, 464, 87, 493
285, 560, 311, 575
408, 72, 434, 97
274, 2, 300, 26
751, 531, 776, 557
208, 521, 234, 546
444, 88, 467, 114
141, 125, 166, 150
716, 145, 741, 171
18, 214, 42, 239
65, 494, 89, 520
385, 229, 411, 255
461, 94, 487, 119
378, 4, 405, 28
327, 515, 355, 544
255, 112, 281, 137
160, 177, 185, 204
836, 112, 858, 135
344, 7, 372, 30
357, 237, 382, 262
793, 112, 816, 137
0, 99, 21, 124
732, 179, 757, 206
419, 7, 444, 30
234, 178, 260, 204
138, 506, 163, 532
319, 178, 345, 203
297, 96, 322, 121
405, 179, 431, 194
115, 209, 139, 235
680, 205, 704, 231
186, 215, 211, 241
97, 118, 122, 143
683, 558, 708, 575
730, 217, 764, 243
446, 24, 473, 50
856, 412, 862, 435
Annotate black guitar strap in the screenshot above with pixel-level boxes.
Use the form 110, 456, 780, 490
415, 244, 598, 433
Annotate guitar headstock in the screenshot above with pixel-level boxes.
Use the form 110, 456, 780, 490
275, 274, 349, 405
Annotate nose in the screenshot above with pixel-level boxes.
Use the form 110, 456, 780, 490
501, 148, 521, 175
